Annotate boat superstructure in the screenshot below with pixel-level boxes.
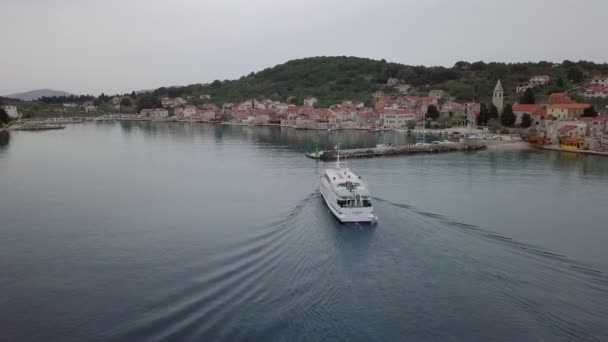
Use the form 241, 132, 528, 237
319, 149, 377, 223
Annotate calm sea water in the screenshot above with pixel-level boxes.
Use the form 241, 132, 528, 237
1, 122, 608, 341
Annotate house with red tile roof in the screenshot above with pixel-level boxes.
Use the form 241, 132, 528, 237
512, 104, 539, 125
379, 109, 417, 129
303, 97, 318, 107
548, 103, 591, 120
440, 101, 464, 116
591, 75, 608, 87
532, 108, 547, 127
356, 111, 379, 128
375, 96, 398, 110
462, 102, 481, 126
516, 82, 533, 93
530, 75, 550, 86
584, 85, 608, 99
428, 90, 445, 100
557, 123, 587, 138
544, 93, 575, 105
578, 115, 608, 137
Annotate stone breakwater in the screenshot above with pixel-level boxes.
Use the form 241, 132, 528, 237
306, 142, 487, 161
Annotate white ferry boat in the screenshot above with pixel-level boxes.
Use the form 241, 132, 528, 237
319, 150, 377, 223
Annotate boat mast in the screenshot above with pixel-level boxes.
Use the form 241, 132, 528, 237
336, 143, 340, 168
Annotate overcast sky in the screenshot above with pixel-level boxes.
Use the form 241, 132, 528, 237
2, 0, 607, 96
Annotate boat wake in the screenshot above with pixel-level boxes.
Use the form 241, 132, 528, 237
109, 191, 322, 342
372, 196, 600, 273
371, 196, 608, 340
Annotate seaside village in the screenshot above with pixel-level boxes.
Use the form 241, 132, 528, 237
4, 76, 608, 152
130, 74, 608, 152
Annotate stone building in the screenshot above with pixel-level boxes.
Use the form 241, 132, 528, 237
492, 80, 504, 115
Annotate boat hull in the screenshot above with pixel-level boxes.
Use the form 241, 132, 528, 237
319, 180, 377, 224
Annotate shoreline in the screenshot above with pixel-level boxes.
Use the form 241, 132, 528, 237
485, 140, 532, 151
534, 145, 608, 157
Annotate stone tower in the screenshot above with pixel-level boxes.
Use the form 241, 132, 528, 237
493, 80, 504, 114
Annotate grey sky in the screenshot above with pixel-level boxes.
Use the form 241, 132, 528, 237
2, 0, 607, 96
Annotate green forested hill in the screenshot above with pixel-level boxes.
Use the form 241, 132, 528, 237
148, 56, 608, 107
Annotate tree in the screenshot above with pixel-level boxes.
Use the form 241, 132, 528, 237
500, 104, 516, 127
426, 105, 440, 121
136, 94, 161, 112
211, 80, 222, 88
477, 103, 488, 125
130, 91, 137, 99
487, 104, 499, 121
567, 67, 584, 83
519, 88, 535, 104
120, 98, 133, 107
406, 120, 416, 130
437, 115, 452, 129
556, 77, 565, 88
582, 106, 598, 117
0, 107, 9, 125
488, 118, 501, 133
521, 113, 532, 128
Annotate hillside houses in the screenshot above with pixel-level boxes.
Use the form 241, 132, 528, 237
516, 82, 533, 93
584, 75, 608, 99
547, 103, 591, 120
428, 90, 445, 100
385, 77, 402, 87
543, 92, 575, 105
579, 115, 608, 138
303, 97, 318, 107
161, 97, 187, 108
530, 75, 550, 86
591, 75, 608, 87
440, 101, 464, 116
379, 109, 417, 129
513, 104, 538, 125
1, 105, 19, 118
375, 95, 437, 120
396, 84, 412, 94
584, 86, 608, 99
139, 108, 169, 118
515, 75, 550, 93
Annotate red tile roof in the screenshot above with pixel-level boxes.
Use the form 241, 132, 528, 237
578, 114, 608, 122
586, 85, 607, 93
512, 104, 538, 112
533, 108, 547, 116
550, 103, 591, 109
558, 125, 578, 132
378, 109, 417, 115
545, 93, 575, 104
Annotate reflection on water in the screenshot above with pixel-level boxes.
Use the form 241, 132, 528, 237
117, 122, 430, 151
115, 122, 608, 178
0, 130, 9, 152
1, 122, 608, 341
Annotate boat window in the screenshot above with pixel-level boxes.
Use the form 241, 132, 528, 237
363, 199, 372, 207
337, 200, 348, 207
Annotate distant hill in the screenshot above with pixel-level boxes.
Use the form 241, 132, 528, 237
5, 89, 73, 101
145, 56, 608, 107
